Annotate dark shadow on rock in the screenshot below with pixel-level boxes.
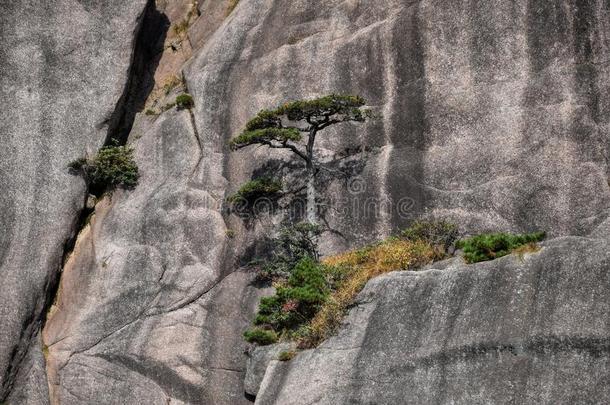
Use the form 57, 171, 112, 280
105, 1, 170, 145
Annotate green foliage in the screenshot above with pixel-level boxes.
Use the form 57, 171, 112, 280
253, 257, 329, 335
456, 231, 546, 264
259, 223, 321, 281
145, 109, 157, 116
67, 157, 87, 171
176, 93, 194, 109
230, 127, 301, 151
244, 221, 451, 347
69, 142, 139, 192
279, 94, 367, 122
278, 350, 296, 361
229, 94, 371, 151
402, 219, 459, 250
227, 177, 282, 204
243, 328, 278, 345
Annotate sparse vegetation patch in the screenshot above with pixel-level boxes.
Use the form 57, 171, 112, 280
456, 231, 545, 264
244, 220, 457, 348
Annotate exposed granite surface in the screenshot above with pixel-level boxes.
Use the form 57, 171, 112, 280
255, 235, 610, 404
0, 0, 148, 400
2, 0, 609, 403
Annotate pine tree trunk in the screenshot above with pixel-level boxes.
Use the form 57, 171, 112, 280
306, 161, 316, 224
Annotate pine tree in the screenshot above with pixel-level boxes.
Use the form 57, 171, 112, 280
230, 94, 371, 223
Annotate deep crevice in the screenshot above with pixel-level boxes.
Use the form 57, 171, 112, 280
104, 0, 169, 146
1, 2, 171, 403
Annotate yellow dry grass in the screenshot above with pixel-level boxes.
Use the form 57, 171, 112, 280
300, 238, 442, 348
226, 0, 240, 16
512, 242, 541, 260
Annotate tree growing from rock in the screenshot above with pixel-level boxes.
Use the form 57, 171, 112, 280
230, 94, 371, 224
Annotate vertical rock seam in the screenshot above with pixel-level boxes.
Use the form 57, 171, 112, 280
2, 2, 169, 403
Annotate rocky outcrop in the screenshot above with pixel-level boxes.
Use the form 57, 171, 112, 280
0, 0, 149, 401
254, 234, 610, 404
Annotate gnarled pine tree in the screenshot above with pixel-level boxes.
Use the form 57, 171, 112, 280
230, 94, 371, 224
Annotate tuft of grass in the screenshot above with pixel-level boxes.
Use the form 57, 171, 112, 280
173, 19, 190, 35
176, 93, 194, 110
278, 350, 296, 361
226, 0, 240, 16
456, 231, 545, 264
161, 102, 176, 112
512, 242, 541, 260
243, 328, 278, 345
145, 109, 157, 116
162, 75, 182, 95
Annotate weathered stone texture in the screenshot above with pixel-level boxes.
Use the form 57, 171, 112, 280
2, 0, 610, 403
255, 236, 610, 404
0, 0, 148, 399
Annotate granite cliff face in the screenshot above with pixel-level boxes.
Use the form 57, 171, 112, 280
1, 0, 609, 404
0, 0, 150, 401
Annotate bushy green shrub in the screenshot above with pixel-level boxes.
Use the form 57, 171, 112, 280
259, 222, 321, 280
252, 257, 329, 338
456, 231, 546, 263
176, 93, 194, 109
243, 328, 278, 345
227, 177, 282, 205
402, 219, 459, 250
68, 142, 139, 192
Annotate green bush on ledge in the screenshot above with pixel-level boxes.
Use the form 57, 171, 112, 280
227, 177, 282, 205
243, 328, 278, 345
456, 231, 546, 264
68, 141, 139, 193
176, 93, 194, 109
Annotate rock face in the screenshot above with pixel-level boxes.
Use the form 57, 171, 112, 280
2, 0, 610, 404
186, 0, 610, 254
0, 0, 148, 400
255, 235, 610, 404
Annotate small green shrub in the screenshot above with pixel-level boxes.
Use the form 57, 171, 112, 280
176, 93, 194, 109
145, 109, 157, 116
278, 350, 296, 361
243, 328, 278, 345
253, 257, 328, 334
456, 231, 546, 264
68, 142, 139, 192
402, 219, 459, 250
227, 177, 282, 205
258, 222, 321, 281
